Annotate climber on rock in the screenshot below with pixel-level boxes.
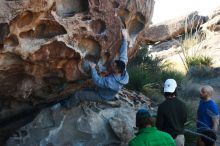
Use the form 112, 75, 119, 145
59, 29, 129, 108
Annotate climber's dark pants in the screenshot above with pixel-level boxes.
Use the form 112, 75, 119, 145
60, 88, 104, 108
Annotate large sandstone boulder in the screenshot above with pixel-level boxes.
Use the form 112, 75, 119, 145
140, 12, 207, 44
0, 0, 154, 102
202, 14, 220, 34
149, 9, 220, 73
5, 89, 152, 146
0, 0, 155, 144
209, 6, 220, 19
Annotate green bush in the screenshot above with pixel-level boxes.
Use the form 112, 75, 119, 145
179, 79, 201, 100
127, 46, 185, 98
179, 30, 208, 71
181, 33, 202, 51
161, 69, 185, 85
142, 84, 164, 102
126, 66, 149, 91
186, 55, 213, 68
179, 30, 214, 79
188, 66, 214, 79
126, 46, 162, 91
128, 46, 149, 67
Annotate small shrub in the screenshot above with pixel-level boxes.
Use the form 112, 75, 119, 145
186, 55, 213, 68
178, 27, 207, 71
127, 46, 185, 94
126, 66, 149, 91
161, 69, 185, 85
187, 66, 214, 79
142, 84, 164, 102
179, 79, 201, 100
127, 46, 162, 91
177, 25, 216, 80
129, 46, 149, 67
181, 35, 200, 51
179, 30, 214, 79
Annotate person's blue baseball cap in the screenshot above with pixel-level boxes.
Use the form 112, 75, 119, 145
136, 108, 156, 119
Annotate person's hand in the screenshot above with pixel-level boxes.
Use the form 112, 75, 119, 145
89, 62, 96, 69
122, 29, 129, 40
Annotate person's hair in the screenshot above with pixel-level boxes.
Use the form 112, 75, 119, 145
200, 130, 217, 146
114, 60, 125, 73
164, 89, 177, 97
200, 85, 214, 97
136, 109, 155, 129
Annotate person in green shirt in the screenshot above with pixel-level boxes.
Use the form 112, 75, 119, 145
129, 108, 175, 146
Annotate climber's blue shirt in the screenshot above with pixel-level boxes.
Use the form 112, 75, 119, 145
91, 39, 129, 100
91, 68, 129, 100
197, 99, 219, 132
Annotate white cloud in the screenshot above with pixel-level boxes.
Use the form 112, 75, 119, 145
152, 0, 220, 24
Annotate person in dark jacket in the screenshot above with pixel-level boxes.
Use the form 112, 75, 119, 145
156, 79, 187, 146
129, 108, 175, 146
59, 29, 129, 108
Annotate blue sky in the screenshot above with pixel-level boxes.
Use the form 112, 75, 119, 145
152, 0, 220, 23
